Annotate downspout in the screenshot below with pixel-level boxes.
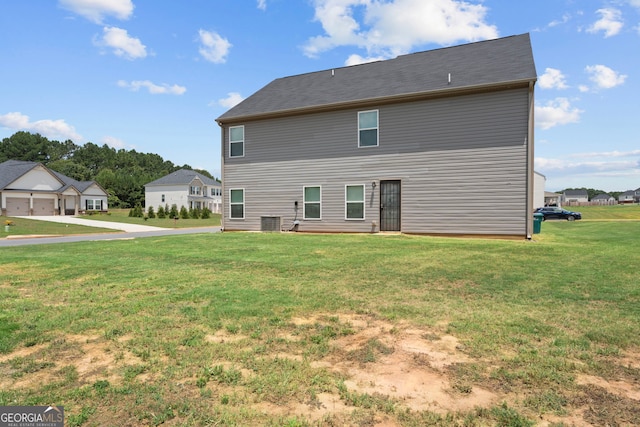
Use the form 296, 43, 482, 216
526, 81, 535, 239
218, 122, 225, 231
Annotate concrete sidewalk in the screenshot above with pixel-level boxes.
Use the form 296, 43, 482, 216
20, 216, 166, 232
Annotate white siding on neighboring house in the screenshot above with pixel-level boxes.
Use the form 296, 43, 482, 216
7, 167, 62, 191
80, 183, 108, 211
619, 191, 635, 203
533, 172, 545, 209
144, 169, 222, 213
146, 185, 188, 210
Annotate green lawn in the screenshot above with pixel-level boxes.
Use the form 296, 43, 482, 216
565, 203, 640, 220
1, 217, 118, 238
0, 220, 639, 425
79, 208, 221, 228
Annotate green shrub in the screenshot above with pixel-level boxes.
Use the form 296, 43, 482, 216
157, 206, 166, 219
131, 203, 144, 218
180, 206, 189, 219
169, 204, 178, 219
147, 206, 155, 219
201, 208, 211, 219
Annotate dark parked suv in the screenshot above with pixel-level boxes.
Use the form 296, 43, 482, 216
534, 207, 582, 221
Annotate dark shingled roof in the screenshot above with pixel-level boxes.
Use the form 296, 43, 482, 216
145, 169, 220, 187
0, 160, 45, 188
217, 34, 536, 123
0, 159, 102, 193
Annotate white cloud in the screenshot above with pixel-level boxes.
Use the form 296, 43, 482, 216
0, 112, 83, 142
257, 0, 267, 11
535, 157, 639, 175
585, 64, 627, 89
535, 148, 640, 191
96, 26, 147, 60
539, 68, 568, 90
100, 136, 129, 149
218, 92, 245, 109
345, 53, 387, 66
117, 80, 186, 95
547, 13, 571, 28
570, 149, 640, 158
535, 98, 583, 130
198, 30, 232, 64
587, 8, 623, 37
303, 0, 498, 59
59, 0, 134, 24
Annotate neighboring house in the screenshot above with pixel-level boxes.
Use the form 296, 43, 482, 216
635, 188, 640, 203
562, 189, 589, 205
544, 192, 561, 207
619, 190, 635, 204
216, 34, 537, 238
592, 193, 616, 205
144, 169, 222, 213
0, 159, 108, 216
533, 171, 546, 209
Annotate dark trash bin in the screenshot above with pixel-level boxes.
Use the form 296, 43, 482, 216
533, 213, 544, 234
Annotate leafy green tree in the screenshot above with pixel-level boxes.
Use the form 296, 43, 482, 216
48, 159, 92, 181
46, 139, 79, 162
0, 131, 50, 163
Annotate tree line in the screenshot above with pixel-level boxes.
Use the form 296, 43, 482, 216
0, 131, 217, 209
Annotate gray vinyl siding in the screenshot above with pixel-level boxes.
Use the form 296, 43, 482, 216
222, 88, 530, 236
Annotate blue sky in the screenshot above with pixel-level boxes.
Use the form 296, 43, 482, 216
0, 0, 638, 192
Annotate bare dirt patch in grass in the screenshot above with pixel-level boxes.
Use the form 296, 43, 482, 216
306, 313, 499, 414
0, 333, 144, 390
3, 313, 640, 425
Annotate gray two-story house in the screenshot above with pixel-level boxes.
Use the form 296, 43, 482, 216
216, 34, 537, 238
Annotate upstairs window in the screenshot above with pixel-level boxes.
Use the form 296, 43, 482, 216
229, 126, 244, 157
358, 110, 378, 147
303, 186, 321, 220
345, 185, 365, 219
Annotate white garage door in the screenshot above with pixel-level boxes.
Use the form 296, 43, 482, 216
6, 197, 30, 216
33, 199, 55, 216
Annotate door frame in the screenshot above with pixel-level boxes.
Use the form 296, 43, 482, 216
379, 180, 401, 232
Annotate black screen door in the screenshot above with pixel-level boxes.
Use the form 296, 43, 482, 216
380, 180, 401, 231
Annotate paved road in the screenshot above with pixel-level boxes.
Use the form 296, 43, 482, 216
1, 216, 221, 247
